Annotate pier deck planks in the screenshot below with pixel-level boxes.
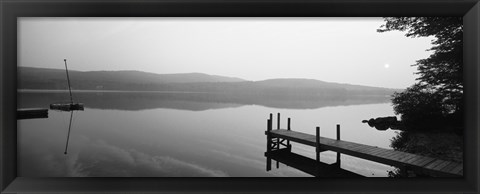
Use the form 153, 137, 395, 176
269, 129, 462, 177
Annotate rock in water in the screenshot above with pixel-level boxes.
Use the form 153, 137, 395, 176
362, 116, 400, 131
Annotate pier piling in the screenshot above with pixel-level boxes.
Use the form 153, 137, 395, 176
277, 113, 280, 129
336, 124, 341, 166
266, 118, 272, 171
336, 124, 341, 141
287, 118, 291, 150
316, 127, 320, 162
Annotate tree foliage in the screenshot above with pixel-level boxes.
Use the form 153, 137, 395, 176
391, 84, 450, 131
378, 17, 463, 132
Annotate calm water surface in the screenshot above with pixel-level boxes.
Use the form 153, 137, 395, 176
18, 91, 398, 177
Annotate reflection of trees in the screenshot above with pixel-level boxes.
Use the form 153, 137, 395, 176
18, 91, 391, 111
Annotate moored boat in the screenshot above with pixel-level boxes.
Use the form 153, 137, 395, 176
50, 103, 84, 111
49, 59, 85, 111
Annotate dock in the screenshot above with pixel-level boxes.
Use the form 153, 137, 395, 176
265, 113, 463, 177
17, 108, 48, 120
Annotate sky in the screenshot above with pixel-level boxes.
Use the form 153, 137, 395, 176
18, 17, 435, 89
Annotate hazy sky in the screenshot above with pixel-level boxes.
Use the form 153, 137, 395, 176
19, 17, 435, 89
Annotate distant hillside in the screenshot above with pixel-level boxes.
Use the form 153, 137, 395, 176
18, 67, 401, 97
255, 78, 395, 91
19, 67, 245, 85
81, 71, 246, 83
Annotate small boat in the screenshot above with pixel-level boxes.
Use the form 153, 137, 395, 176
50, 103, 84, 111
50, 59, 84, 111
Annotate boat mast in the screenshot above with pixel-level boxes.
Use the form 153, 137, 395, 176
64, 59, 74, 104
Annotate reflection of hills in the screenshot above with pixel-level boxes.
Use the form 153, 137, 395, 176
17, 91, 242, 111
18, 90, 391, 111
257, 96, 390, 109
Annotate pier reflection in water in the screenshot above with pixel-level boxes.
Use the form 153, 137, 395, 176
265, 149, 363, 177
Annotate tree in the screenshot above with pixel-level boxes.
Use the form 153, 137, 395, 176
391, 84, 450, 131
378, 17, 463, 132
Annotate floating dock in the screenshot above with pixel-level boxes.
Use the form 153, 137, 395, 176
265, 113, 463, 177
17, 108, 48, 120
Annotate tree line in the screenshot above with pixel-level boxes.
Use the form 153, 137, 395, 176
378, 17, 463, 133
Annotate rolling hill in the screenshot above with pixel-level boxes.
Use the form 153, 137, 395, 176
18, 67, 401, 97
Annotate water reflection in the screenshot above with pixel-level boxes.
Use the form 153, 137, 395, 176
18, 90, 391, 111
63, 111, 74, 155
265, 149, 363, 177
17, 91, 397, 177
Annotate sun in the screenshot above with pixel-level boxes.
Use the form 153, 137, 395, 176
384, 64, 390, 69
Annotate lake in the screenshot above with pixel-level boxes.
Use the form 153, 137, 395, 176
17, 90, 398, 177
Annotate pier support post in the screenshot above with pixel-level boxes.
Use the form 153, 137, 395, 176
287, 118, 291, 151
274, 113, 282, 168
267, 119, 272, 151
287, 118, 291, 131
276, 113, 280, 150
336, 124, 341, 167
316, 126, 320, 176
336, 124, 340, 141
277, 113, 280, 129
266, 118, 272, 171
316, 127, 320, 162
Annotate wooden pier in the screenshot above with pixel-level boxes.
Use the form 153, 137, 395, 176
265, 113, 463, 177
17, 108, 48, 120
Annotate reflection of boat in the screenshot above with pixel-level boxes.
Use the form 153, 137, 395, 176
50, 59, 84, 111
64, 110, 74, 155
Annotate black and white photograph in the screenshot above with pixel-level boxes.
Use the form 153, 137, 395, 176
17, 17, 463, 178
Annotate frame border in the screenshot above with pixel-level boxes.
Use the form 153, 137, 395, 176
1, 0, 479, 193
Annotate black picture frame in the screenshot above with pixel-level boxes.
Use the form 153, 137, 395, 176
1, 0, 479, 193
